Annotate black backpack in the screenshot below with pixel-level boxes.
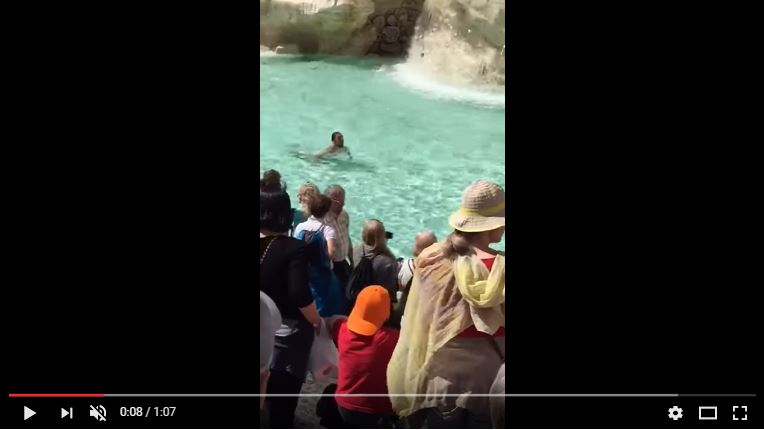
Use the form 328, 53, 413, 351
346, 254, 376, 310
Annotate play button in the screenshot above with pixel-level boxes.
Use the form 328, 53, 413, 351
23, 406, 36, 420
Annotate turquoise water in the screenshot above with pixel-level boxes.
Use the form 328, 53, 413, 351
260, 54, 505, 257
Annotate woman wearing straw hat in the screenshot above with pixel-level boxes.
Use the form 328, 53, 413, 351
387, 180, 506, 429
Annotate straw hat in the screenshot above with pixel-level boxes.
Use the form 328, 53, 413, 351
347, 285, 391, 336
448, 180, 506, 233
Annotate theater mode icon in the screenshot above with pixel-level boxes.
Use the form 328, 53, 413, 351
698, 406, 717, 421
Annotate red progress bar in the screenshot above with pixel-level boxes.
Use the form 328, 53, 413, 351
9, 393, 105, 397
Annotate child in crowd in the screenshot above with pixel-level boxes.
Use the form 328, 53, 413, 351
327, 286, 399, 428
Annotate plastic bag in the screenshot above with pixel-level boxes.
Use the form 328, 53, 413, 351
308, 320, 338, 382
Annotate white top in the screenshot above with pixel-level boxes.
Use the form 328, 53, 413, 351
397, 257, 415, 290
294, 216, 337, 242
259, 291, 282, 371
327, 210, 350, 262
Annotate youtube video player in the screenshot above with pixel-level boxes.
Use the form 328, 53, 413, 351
3, 2, 761, 430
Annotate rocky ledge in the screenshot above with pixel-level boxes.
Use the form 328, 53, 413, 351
260, 0, 424, 56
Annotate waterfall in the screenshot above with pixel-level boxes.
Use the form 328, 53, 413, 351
402, 0, 505, 87
260, 0, 505, 91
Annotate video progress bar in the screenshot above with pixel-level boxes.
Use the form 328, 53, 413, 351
9, 393, 758, 398
224, 394, 758, 398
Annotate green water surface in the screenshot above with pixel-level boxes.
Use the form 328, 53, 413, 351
260, 55, 505, 257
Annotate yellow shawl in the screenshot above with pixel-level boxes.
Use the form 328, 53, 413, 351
386, 242, 505, 416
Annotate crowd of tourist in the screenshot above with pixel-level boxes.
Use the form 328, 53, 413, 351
260, 168, 506, 429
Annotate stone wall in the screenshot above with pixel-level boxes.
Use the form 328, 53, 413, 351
260, 0, 505, 87
260, 0, 424, 57
365, 0, 422, 56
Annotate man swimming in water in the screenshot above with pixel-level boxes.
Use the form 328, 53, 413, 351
314, 131, 352, 160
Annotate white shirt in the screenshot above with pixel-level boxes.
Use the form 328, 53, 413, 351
294, 216, 337, 242
397, 257, 415, 290
327, 210, 350, 262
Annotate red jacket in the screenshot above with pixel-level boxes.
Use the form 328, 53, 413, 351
331, 320, 400, 415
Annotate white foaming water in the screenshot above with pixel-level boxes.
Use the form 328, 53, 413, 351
384, 62, 504, 109
393, 0, 504, 98
260, 45, 278, 57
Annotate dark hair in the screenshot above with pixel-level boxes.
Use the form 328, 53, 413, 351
260, 190, 293, 233
331, 131, 342, 141
307, 194, 333, 219
260, 170, 286, 193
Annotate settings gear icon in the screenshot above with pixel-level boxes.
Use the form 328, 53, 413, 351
668, 406, 683, 421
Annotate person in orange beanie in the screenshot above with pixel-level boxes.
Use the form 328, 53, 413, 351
327, 285, 400, 428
